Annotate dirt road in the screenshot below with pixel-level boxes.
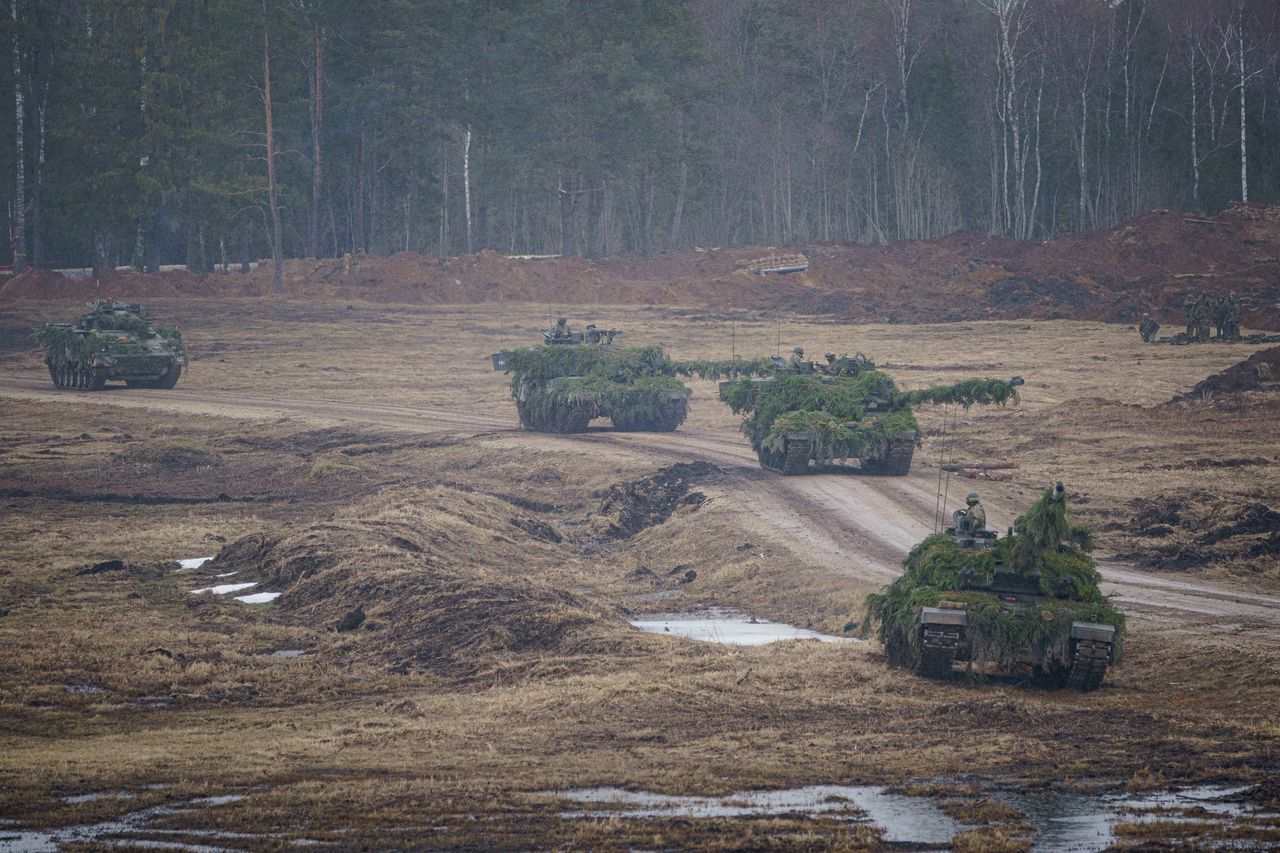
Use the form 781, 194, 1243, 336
3, 374, 1277, 634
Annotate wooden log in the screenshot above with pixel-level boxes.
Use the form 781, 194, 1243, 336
959, 468, 1015, 481
942, 461, 1019, 472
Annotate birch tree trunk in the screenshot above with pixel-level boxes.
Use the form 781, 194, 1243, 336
463, 124, 472, 252
262, 0, 284, 294
1237, 9, 1247, 203
11, 0, 25, 272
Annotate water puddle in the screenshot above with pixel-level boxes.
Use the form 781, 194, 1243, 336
176, 557, 216, 570
630, 608, 858, 646
555, 786, 957, 844
990, 783, 1269, 852
270, 649, 306, 658
190, 582, 256, 596
234, 592, 281, 605
0, 794, 245, 852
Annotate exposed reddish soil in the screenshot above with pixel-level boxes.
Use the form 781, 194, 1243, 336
6, 203, 1279, 328
1173, 345, 1280, 399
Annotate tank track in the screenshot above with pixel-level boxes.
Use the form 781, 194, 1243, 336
916, 625, 961, 679
782, 437, 811, 474
756, 437, 811, 474
1066, 639, 1111, 691
862, 438, 914, 476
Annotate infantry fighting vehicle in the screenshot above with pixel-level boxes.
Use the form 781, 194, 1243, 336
492, 320, 691, 433
717, 352, 1022, 476
35, 300, 187, 391
865, 483, 1124, 691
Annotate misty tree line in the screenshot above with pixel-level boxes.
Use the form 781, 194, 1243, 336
6, 0, 1280, 278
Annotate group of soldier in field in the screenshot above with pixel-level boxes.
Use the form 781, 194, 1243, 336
1183, 290, 1243, 342
1138, 290, 1243, 343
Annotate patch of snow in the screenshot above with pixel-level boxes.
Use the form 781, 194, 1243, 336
176, 557, 216, 570
190, 582, 256, 596
234, 592, 281, 605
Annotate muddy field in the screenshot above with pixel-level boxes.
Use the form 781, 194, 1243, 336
1, 298, 1279, 850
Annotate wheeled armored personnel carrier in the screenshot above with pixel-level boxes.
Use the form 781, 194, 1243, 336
717, 352, 1022, 476
492, 321, 691, 433
34, 300, 187, 391
865, 483, 1124, 691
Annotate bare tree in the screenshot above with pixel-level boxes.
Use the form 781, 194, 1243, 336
262, 0, 284, 293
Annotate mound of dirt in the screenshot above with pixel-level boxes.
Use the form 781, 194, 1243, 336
1173, 346, 1280, 401
7, 205, 1280, 328
1120, 491, 1280, 573
115, 440, 224, 471
593, 462, 718, 539
200, 486, 633, 677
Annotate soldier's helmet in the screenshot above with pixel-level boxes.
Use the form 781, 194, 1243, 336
793, 346, 804, 354
585, 323, 597, 329
965, 491, 980, 505
1142, 312, 1149, 318
824, 352, 836, 361
557, 316, 567, 324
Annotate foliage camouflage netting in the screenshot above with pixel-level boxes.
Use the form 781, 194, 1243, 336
669, 356, 777, 380
864, 486, 1125, 673
718, 369, 1018, 463
503, 344, 691, 428
34, 305, 186, 364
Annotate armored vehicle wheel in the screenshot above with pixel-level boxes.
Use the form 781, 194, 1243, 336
1066, 639, 1111, 691
862, 438, 914, 476
84, 367, 107, 391
916, 625, 961, 679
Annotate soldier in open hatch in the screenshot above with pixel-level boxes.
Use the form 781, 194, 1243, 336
953, 492, 987, 535
553, 317, 569, 340
789, 346, 806, 370
1139, 313, 1159, 342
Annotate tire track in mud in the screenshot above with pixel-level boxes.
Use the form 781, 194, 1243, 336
3, 374, 1279, 629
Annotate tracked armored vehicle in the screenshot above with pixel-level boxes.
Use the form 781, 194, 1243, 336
35, 300, 187, 391
717, 353, 1021, 476
492, 321, 691, 433
866, 483, 1124, 691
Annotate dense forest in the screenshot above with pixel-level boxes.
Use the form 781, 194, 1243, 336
6, 0, 1280, 282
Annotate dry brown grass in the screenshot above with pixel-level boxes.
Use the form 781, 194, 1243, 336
2, 299, 1278, 847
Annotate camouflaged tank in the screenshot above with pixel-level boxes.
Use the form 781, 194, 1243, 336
865, 483, 1124, 691
492, 321, 690, 433
35, 300, 187, 391
717, 353, 1022, 476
